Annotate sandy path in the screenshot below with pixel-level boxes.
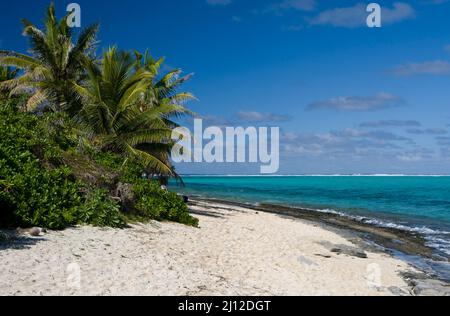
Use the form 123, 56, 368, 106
0, 201, 415, 296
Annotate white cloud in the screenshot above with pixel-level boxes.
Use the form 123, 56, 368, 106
231, 16, 242, 23
206, 0, 231, 6
310, 2, 415, 28
282, 127, 413, 160
382, 2, 416, 24
280, 127, 439, 167
276, 0, 317, 11
308, 93, 404, 112
392, 60, 450, 76
396, 148, 434, 162
263, 0, 317, 15
360, 120, 421, 128
282, 24, 304, 32
237, 111, 292, 123
406, 128, 449, 135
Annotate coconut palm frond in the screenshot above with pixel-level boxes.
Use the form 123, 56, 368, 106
0, 4, 98, 113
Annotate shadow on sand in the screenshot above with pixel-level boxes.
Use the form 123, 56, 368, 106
0, 231, 46, 251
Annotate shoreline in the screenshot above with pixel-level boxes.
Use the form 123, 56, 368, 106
1, 199, 450, 295
189, 197, 450, 283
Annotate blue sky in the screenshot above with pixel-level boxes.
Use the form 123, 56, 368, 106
1, 0, 450, 174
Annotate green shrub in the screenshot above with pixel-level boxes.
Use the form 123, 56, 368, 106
1, 166, 82, 229
0, 105, 82, 229
0, 103, 123, 229
94, 152, 198, 227
133, 180, 198, 227
78, 189, 126, 228
0, 101, 199, 229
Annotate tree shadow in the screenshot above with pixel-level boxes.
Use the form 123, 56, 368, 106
0, 231, 46, 251
189, 209, 225, 219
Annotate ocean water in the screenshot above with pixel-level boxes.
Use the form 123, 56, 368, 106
173, 176, 450, 259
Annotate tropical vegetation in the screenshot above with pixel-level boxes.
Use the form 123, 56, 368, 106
0, 3, 198, 230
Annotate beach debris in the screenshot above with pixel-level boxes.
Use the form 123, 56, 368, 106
16, 227, 46, 237
319, 241, 368, 259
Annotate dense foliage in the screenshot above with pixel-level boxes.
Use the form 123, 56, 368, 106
133, 180, 198, 226
0, 100, 197, 229
0, 101, 123, 228
0, 4, 198, 230
0, 101, 80, 229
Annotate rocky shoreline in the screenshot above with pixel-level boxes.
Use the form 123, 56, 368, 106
190, 198, 450, 295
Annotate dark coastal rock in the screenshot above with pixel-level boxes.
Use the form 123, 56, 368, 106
331, 247, 368, 259
319, 241, 368, 259
401, 271, 450, 296
315, 254, 332, 259
412, 279, 450, 296
388, 286, 410, 296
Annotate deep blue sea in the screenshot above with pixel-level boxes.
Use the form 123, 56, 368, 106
173, 176, 450, 259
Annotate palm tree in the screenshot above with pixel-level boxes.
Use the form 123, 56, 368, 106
0, 3, 98, 113
73, 47, 194, 177
0, 66, 19, 99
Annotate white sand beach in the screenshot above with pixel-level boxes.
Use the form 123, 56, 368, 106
0, 200, 422, 296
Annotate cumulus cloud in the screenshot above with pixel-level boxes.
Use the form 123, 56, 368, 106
262, 0, 317, 15
310, 2, 415, 28
280, 125, 442, 167
275, 0, 317, 11
237, 111, 292, 123
392, 60, 450, 76
191, 111, 291, 127
359, 120, 421, 128
281, 127, 413, 158
282, 24, 304, 32
406, 128, 449, 135
206, 0, 231, 6
231, 16, 242, 23
436, 136, 450, 146
332, 128, 411, 142
308, 93, 404, 112
397, 151, 433, 162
